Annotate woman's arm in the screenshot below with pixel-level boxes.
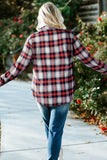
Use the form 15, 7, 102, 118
0, 36, 33, 87
72, 33, 107, 75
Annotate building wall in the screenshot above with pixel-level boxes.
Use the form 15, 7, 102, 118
102, 0, 107, 12
78, 0, 107, 24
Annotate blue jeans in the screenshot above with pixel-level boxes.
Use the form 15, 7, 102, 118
36, 101, 71, 160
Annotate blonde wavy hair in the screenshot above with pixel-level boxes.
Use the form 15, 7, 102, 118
36, 2, 66, 31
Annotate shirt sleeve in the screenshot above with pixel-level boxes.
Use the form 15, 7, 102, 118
0, 36, 32, 87
72, 33, 107, 75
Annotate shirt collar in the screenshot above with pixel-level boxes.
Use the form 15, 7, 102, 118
39, 26, 51, 31
39, 25, 58, 31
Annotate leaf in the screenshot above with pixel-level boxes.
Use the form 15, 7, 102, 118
84, 141, 91, 144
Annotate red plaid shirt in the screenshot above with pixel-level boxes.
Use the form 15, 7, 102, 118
0, 26, 107, 107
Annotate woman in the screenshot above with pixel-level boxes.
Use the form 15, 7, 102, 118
0, 2, 107, 160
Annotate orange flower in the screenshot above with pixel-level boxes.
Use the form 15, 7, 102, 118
98, 41, 103, 45
11, 34, 16, 38
89, 44, 94, 48
100, 125, 107, 132
19, 34, 24, 38
11, 1, 15, 5
98, 42, 101, 45
76, 99, 82, 104
80, 31, 83, 34
102, 12, 105, 15
20, 43, 23, 46
86, 47, 91, 51
98, 17, 102, 21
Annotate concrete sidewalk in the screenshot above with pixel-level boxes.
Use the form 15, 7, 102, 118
0, 80, 107, 160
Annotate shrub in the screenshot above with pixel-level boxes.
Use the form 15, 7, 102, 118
70, 12, 107, 126
0, 0, 34, 18
0, 9, 38, 71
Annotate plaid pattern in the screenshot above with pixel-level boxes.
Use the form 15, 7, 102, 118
0, 26, 107, 107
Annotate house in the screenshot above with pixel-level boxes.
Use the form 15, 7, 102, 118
78, 0, 107, 24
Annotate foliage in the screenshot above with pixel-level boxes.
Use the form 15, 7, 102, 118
0, 8, 38, 71
0, 0, 34, 18
70, 12, 107, 126
0, 0, 82, 71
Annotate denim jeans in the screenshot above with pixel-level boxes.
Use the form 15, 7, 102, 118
36, 101, 71, 160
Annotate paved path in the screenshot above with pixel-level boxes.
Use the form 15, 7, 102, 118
0, 80, 107, 160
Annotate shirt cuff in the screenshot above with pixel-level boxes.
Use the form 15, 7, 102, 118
0, 77, 4, 87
